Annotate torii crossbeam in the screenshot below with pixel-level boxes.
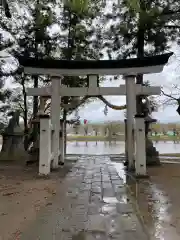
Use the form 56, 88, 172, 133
18, 53, 172, 76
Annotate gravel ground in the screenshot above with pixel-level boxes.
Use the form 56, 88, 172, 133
0, 161, 75, 240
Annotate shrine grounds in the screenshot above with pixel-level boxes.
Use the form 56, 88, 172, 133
0, 154, 180, 239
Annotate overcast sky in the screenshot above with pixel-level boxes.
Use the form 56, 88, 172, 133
71, 44, 180, 124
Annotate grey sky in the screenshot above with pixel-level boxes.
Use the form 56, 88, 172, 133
73, 44, 180, 124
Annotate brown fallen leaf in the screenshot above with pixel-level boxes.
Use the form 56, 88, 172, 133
2, 191, 19, 196
0, 212, 7, 216
12, 229, 22, 240
46, 202, 52, 206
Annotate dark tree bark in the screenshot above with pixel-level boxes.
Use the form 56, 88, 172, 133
136, 3, 145, 115
21, 75, 29, 150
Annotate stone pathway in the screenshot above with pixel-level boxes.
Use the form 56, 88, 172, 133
21, 156, 149, 240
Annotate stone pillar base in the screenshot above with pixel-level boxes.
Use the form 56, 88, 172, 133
135, 174, 150, 179
146, 139, 160, 166
0, 150, 29, 163
0, 133, 29, 163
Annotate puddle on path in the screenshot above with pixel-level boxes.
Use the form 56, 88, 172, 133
72, 231, 106, 240
103, 197, 119, 204
113, 162, 126, 184
102, 197, 119, 216
72, 231, 86, 240
112, 160, 180, 239
129, 179, 180, 239
101, 204, 117, 215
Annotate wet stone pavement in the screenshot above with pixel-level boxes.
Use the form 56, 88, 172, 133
21, 156, 148, 240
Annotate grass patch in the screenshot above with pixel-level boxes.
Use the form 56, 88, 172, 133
67, 135, 180, 142
67, 135, 120, 141
149, 135, 180, 141
159, 153, 180, 157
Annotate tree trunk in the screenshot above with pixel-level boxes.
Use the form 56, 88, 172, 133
32, 75, 39, 142
32, 10, 40, 144
136, 15, 145, 114
21, 75, 29, 150
134, 6, 160, 166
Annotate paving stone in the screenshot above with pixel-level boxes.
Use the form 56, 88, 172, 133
111, 179, 124, 185
101, 203, 117, 216
116, 203, 134, 214
85, 232, 107, 240
114, 185, 126, 194
108, 233, 123, 239
20, 156, 149, 240
86, 215, 107, 233
120, 213, 140, 231
88, 203, 101, 215
90, 194, 102, 203
116, 194, 130, 203
103, 188, 114, 198
126, 229, 148, 239
91, 186, 102, 194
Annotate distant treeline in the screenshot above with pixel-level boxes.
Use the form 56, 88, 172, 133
68, 121, 180, 135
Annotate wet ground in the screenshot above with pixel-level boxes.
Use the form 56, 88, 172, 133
1, 154, 180, 239
127, 163, 180, 240
66, 141, 180, 155
20, 156, 149, 240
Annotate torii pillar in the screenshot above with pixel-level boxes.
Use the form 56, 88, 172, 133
51, 77, 61, 168
125, 75, 136, 170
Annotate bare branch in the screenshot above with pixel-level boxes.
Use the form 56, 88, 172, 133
65, 96, 89, 112
42, 96, 90, 114
160, 98, 176, 107
161, 89, 178, 101
44, 102, 51, 112
164, 25, 180, 29
159, 9, 180, 18
18, 102, 25, 112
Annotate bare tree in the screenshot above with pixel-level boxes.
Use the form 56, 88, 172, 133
161, 88, 180, 114
161, 52, 180, 112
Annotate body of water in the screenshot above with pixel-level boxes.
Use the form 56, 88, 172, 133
0, 141, 179, 155
66, 141, 180, 155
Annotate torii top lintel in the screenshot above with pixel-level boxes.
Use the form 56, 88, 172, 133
18, 52, 173, 76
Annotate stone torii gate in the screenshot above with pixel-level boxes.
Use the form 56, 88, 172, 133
18, 52, 172, 176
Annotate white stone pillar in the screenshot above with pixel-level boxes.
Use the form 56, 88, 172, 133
125, 75, 136, 170
134, 115, 147, 177
124, 119, 128, 161
39, 97, 46, 115
51, 77, 61, 168
59, 121, 65, 165
88, 74, 98, 87
39, 115, 51, 175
